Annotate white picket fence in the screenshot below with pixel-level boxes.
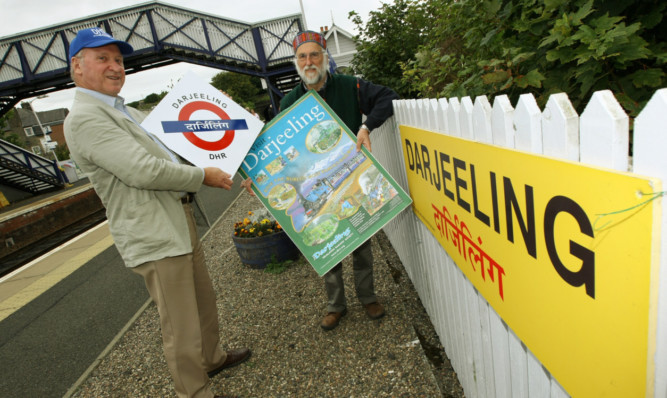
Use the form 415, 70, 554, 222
372, 88, 667, 398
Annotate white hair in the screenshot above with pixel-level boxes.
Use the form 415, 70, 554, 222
69, 49, 86, 83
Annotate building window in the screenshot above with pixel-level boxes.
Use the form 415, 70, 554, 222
24, 126, 35, 136
31, 146, 41, 154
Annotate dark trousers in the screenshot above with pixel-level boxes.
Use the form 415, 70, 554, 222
323, 239, 376, 312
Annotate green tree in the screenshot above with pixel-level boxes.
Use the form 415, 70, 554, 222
54, 143, 70, 161
210, 71, 264, 111
0, 108, 10, 129
144, 92, 165, 104
398, 0, 665, 115
350, 0, 435, 97
0, 131, 23, 147
127, 91, 168, 110
0, 109, 26, 148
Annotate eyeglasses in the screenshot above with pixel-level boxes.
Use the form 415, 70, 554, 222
295, 51, 324, 62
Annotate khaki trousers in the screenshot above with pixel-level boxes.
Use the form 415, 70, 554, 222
133, 203, 225, 398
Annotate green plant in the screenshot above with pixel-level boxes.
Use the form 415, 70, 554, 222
54, 143, 70, 161
350, 0, 433, 97
210, 71, 266, 114
233, 208, 282, 238
263, 256, 295, 274
367, 0, 666, 116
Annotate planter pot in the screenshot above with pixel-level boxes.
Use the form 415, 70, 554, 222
232, 230, 301, 269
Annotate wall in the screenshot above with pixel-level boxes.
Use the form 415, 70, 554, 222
0, 186, 103, 261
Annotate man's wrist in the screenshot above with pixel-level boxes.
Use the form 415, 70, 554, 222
360, 124, 370, 132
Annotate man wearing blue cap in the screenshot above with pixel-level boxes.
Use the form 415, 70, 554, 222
64, 28, 249, 398
280, 30, 399, 331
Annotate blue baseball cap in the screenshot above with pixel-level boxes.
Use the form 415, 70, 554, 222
69, 28, 133, 57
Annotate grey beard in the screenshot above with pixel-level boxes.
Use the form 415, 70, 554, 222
298, 66, 325, 85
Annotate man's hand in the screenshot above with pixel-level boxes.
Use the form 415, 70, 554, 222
356, 128, 372, 152
241, 177, 255, 196
203, 167, 234, 190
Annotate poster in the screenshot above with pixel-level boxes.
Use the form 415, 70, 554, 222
141, 71, 264, 174
239, 91, 412, 276
400, 125, 661, 398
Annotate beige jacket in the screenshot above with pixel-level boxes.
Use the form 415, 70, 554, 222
64, 90, 204, 267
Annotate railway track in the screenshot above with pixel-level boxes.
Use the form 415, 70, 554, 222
0, 209, 107, 277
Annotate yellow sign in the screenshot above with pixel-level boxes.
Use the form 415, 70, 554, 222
400, 125, 660, 398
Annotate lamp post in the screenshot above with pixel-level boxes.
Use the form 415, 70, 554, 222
298, 0, 308, 29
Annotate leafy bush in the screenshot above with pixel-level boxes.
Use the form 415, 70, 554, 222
350, 0, 435, 97
210, 71, 265, 113
353, 0, 665, 116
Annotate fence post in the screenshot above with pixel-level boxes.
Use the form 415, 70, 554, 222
633, 88, 667, 398
542, 93, 578, 161
580, 90, 629, 170
514, 94, 542, 153
492, 95, 515, 147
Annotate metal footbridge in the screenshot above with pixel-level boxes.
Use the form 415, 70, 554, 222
0, 139, 66, 194
0, 1, 305, 194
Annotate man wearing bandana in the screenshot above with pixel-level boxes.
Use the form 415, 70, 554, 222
280, 30, 399, 331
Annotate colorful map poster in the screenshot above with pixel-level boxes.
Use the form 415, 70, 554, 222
239, 91, 412, 276
140, 71, 264, 174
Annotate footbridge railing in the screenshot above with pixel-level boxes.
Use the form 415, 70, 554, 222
0, 139, 66, 194
0, 1, 304, 116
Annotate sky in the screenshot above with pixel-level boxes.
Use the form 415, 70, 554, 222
0, 0, 386, 112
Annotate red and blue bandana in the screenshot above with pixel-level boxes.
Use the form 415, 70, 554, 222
292, 30, 326, 50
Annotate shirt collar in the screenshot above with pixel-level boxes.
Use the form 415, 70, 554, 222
76, 87, 126, 111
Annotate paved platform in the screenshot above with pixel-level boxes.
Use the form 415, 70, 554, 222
0, 177, 462, 397
0, 176, 248, 397
67, 192, 462, 397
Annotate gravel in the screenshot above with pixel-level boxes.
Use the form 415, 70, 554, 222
70, 193, 465, 398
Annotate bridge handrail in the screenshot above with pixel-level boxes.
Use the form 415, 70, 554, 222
0, 1, 303, 114
0, 139, 64, 182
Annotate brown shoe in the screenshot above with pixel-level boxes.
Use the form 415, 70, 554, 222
364, 302, 385, 320
321, 308, 347, 330
207, 348, 251, 378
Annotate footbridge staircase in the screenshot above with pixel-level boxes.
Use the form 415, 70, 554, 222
0, 140, 66, 194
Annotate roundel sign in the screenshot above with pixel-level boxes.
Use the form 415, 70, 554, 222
179, 101, 235, 151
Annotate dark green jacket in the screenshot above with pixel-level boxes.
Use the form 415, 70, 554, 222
280, 73, 399, 135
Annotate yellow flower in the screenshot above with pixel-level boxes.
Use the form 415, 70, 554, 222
233, 211, 282, 238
